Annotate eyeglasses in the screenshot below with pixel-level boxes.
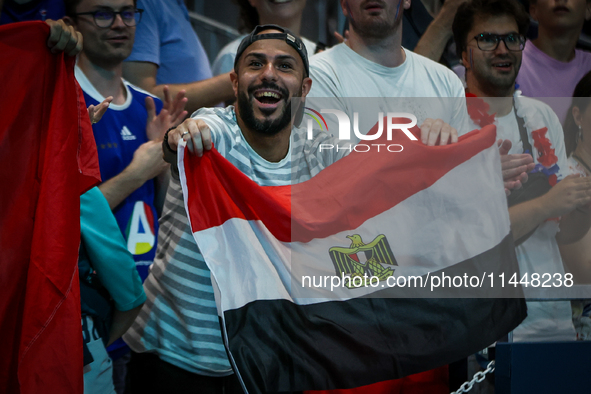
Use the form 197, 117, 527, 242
74, 8, 143, 28
473, 33, 526, 52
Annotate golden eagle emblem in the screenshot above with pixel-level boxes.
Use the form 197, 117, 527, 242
329, 234, 397, 288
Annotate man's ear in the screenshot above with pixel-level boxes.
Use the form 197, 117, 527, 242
341, 0, 349, 18
230, 70, 239, 99
461, 49, 471, 71
573, 106, 582, 127
301, 77, 312, 98
529, 3, 538, 21
63, 16, 75, 27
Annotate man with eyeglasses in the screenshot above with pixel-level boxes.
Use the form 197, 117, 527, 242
453, 0, 591, 343
63, 0, 186, 392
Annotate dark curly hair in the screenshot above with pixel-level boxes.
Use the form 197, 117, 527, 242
564, 71, 591, 156
452, 0, 530, 60
234, 0, 259, 33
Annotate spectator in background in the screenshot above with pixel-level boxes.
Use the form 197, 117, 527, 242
308, 0, 468, 144
212, 0, 317, 76
516, 0, 591, 122
559, 71, 591, 341
414, 0, 468, 68
0, 0, 64, 24
64, 0, 187, 391
454, 0, 591, 342
122, 0, 235, 114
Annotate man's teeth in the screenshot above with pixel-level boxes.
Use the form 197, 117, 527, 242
257, 92, 281, 99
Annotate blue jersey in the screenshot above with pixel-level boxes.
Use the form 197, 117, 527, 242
0, 0, 65, 25
76, 66, 162, 283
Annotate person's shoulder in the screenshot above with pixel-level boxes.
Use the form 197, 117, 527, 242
575, 48, 591, 65
124, 80, 163, 110
194, 105, 235, 120
212, 35, 246, 75
219, 36, 244, 56
310, 43, 348, 69
193, 106, 238, 131
406, 50, 460, 80
125, 80, 160, 101
308, 45, 351, 95
515, 94, 562, 130
405, 49, 465, 95
517, 94, 557, 117
302, 36, 317, 56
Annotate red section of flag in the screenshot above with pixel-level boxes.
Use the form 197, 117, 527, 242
0, 22, 100, 393
306, 365, 449, 394
182, 124, 496, 243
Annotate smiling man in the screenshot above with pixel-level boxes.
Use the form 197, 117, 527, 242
454, 0, 591, 342
122, 25, 349, 394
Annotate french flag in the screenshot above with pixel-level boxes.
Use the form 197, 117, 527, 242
178, 124, 526, 393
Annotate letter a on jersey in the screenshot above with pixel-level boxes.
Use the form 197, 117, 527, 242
126, 201, 155, 255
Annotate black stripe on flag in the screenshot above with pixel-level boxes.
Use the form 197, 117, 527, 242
222, 233, 527, 393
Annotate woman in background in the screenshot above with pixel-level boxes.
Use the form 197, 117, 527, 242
560, 70, 591, 341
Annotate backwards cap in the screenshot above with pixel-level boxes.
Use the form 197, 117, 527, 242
234, 24, 309, 77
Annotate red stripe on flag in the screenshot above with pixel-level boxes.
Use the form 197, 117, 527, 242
183, 123, 495, 243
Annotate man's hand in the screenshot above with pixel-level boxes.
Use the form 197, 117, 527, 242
88, 97, 113, 124
127, 140, 169, 181
162, 85, 188, 127
46, 19, 83, 56
498, 139, 535, 196
167, 118, 213, 157
334, 30, 350, 43
145, 86, 188, 141
420, 118, 458, 146
540, 174, 591, 218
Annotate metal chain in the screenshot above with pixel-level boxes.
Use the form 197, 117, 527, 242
450, 360, 495, 394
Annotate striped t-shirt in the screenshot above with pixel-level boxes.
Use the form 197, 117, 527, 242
123, 106, 348, 375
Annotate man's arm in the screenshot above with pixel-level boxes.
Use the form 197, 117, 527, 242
556, 207, 591, 245
80, 188, 147, 345
414, 0, 468, 61
107, 305, 144, 346
99, 140, 168, 209
509, 175, 591, 240
122, 62, 235, 114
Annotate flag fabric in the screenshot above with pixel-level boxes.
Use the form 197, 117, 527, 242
0, 22, 100, 393
178, 123, 526, 393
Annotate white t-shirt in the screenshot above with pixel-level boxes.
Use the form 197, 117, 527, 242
468, 95, 575, 342
212, 35, 317, 76
307, 43, 471, 137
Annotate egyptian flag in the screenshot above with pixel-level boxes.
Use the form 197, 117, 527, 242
0, 22, 100, 393
178, 124, 526, 393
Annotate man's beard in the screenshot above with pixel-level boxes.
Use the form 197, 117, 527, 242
474, 56, 520, 96
349, 1, 400, 39
238, 84, 294, 136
